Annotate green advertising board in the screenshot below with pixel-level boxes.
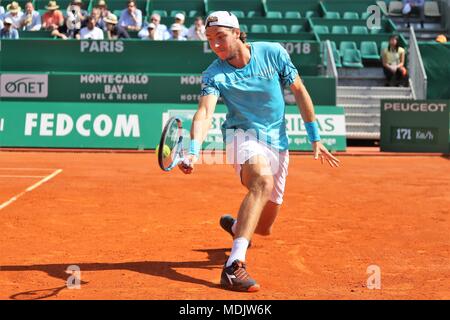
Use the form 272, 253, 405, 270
0, 102, 346, 151
380, 100, 450, 153
0, 72, 336, 106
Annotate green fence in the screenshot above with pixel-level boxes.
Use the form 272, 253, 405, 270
0, 39, 321, 73
0, 72, 336, 105
0, 102, 346, 150
419, 42, 450, 100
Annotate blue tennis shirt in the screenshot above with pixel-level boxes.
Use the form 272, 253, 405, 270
200, 42, 299, 151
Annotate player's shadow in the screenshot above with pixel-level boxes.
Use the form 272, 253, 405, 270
1, 248, 229, 300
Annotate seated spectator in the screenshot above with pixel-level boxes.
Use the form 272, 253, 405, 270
3, 1, 23, 29
42, 1, 67, 39
382, 35, 408, 87
104, 12, 129, 39
67, 0, 88, 28
19, 2, 41, 31
0, 1, 5, 18
138, 12, 169, 39
141, 23, 159, 40
97, 0, 111, 20
169, 23, 186, 41
0, 17, 19, 38
119, 0, 142, 31
402, 0, 425, 29
79, 15, 103, 39
187, 16, 206, 40
91, 6, 106, 31
172, 12, 189, 38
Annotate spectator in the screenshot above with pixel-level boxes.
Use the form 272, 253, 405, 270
173, 12, 188, 38
0, 17, 19, 38
138, 12, 169, 39
42, 1, 67, 39
104, 12, 129, 39
3, 1, 24, 29
141, 22, 160, 40
0, 1, 5, 18
402, 0, 425, 29
97, 0, 111, 20
0, 19, 3, 30
435, 34, 447, 43
91, 6, 106, 31
79, 15, 103, 39
169, 23, 186, 41
19, 2, 41, 31
382, 35, 408, 87
119, 0, 142, 31
187, 16, 206, 40
67, 0, 88, 27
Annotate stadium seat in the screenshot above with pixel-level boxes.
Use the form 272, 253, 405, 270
324, 48, 342, 68
188, 10, 199, 18
266, 11, 282, 19
342, 49, 364, 68
324, 11, 340, 19
114, 10, 123, 18
313, 25, 330, 34
360, 11, 371, 20
305, 11, 316, 18
330, 41, 338, 54
284, 11, 301, 19
290, 25, 303, 33
343, 11, 359, 19
360, 41, 381, 61
247, 11, 261, 18
332, 25, 349, 34
425, 1, 441, 17
339, 41, 358, 57
250, 24, 268, 33
271, 25, 288, 33
152, 10, 168, 18
388, 1, 403, 17
351, 26, 369, 34
380, 41, 389, 54
370, 27, 383, 34
170, 10, 186, 18
230, 10, 245, 18
239, 24, 248, 33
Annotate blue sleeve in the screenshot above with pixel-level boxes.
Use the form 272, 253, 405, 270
200, 71, 220, 97
276, 44, 298, 87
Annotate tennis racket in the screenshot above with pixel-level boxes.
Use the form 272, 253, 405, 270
158, 116, 191, 172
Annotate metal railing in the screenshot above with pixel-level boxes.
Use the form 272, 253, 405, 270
408, 26, 428, 99
323, 40, 338, 82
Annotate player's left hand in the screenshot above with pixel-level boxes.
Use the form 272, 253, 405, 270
312, 141, 340, 167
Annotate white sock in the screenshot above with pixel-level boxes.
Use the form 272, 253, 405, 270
226, 237, 249, 267
231, 220, 237, 235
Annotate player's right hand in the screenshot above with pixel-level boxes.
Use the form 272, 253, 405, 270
178, 154, 197, 174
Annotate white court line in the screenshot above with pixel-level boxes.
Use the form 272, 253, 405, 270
0, 169, 63, 211
0, 168, 57, 171
0, 175, 47, 178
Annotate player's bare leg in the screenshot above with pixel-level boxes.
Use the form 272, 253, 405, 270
220, 155, 272, 292
254, 201, 281, 236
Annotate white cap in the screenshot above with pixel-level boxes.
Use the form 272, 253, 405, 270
171, 23, 182, 31
174, 13, 185, 21
3, 17, 13, 25
205, 11, 239, 29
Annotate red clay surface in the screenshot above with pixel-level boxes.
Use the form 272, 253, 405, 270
0, 151, 449, 299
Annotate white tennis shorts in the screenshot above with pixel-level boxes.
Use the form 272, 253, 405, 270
225, 130, 289, 205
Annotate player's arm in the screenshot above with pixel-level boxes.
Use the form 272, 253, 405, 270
289, 75, 340, 167
179, 94, 218, 174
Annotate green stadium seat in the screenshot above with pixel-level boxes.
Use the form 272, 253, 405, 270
305, 11, 316, 18
231, 10, 245, 18
250, 24, 268, 33
425, 1, 441, 17
284, 11, 301, 19
313, 25, 329, 34
290, 25, 303, 33
114, 10, 123, 18
370, 27, 383, 34
332, 25, 349, 34
380, 41, 389, 54
343, 11, 359, 19
266, 11, 282, 19
360, 12, 371, 20
324, 48, 342, 68
339, 41, 358, 57
271, 25, 288, 33
188, 10, 199, 18
240, 24, 248, 33
152, 10, 168, 18
247, 11, 261, 18
330, 41, 338, 54
351, 26, 369, 34
324, 11, 340, 19
388, 1, 403, 17
360, 41, 381, 61
342, 49, 364, 68
170, 10, 186, 18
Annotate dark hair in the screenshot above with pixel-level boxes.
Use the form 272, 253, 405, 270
388, 35, 400, 52
239, 31, 247, 43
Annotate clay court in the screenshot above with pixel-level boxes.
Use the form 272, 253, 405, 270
0, 150, 449, 300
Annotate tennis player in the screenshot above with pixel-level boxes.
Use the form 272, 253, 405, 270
179, 11, 340, 292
